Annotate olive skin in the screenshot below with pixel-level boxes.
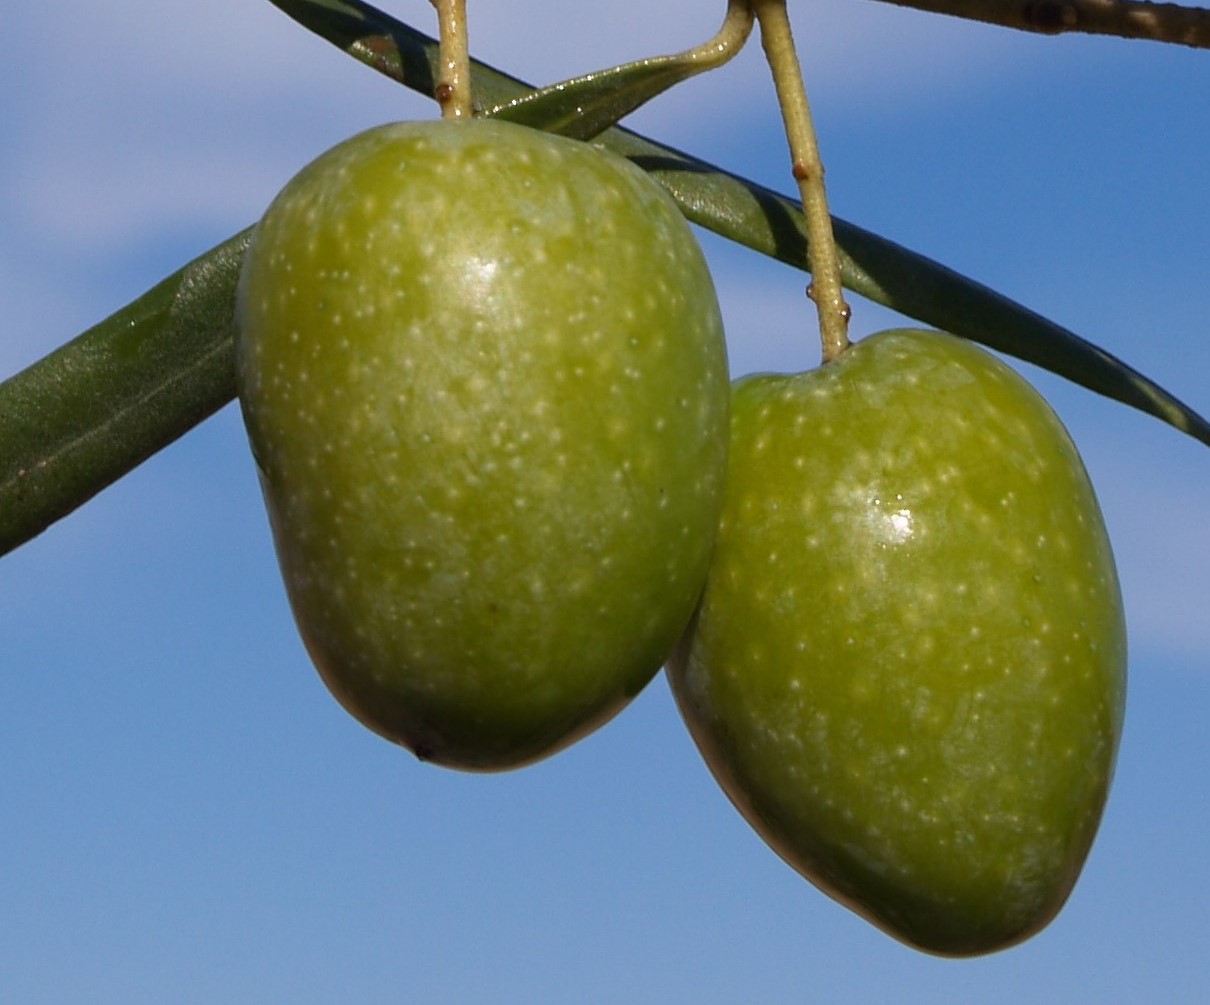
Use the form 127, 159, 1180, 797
669, 329, 1126, 955
237, 119, 729, 770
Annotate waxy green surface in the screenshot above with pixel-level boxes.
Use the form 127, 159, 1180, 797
669, 329, 1126, 955
237, 118, 729, 770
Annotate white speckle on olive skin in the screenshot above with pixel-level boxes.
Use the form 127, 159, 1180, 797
236, 118, 729, 771
669, 329, 1126, 956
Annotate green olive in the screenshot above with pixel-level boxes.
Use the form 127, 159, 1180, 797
669, 329, 1126, 955
237, 118, 729, 770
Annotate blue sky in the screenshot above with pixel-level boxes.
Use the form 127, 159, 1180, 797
3, 1, 1209, 1001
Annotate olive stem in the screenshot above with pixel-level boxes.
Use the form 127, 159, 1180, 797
682, 0, 756, 68
750, 0, 850, 363
429, 0, 473, 118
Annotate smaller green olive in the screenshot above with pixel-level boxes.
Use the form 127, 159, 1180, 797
669, 329, 1127, 955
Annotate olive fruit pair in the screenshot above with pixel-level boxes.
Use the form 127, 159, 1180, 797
236, 118, 730, 770
237, 116, 1126, 956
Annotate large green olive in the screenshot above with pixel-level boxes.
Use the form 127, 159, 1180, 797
669, 329, 1126, 955
237, 118, 729, 771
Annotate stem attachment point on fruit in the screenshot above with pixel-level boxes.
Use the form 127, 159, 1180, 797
430, 0, 473, 119
750, 0, 850, 364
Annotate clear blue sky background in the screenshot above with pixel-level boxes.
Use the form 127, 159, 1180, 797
3, 1, 1209, 1001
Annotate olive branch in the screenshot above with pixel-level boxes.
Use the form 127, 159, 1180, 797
878, 0, 1210, 49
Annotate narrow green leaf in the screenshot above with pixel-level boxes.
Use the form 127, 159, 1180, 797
489, 63, 705, 142
601, 137, 1210, 447
488, 6, 751, 141
274, 0, 1210, 446
0, 230, 251, 555
266, 0, 438, 91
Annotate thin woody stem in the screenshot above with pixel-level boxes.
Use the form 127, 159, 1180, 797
429, 0, 473, 118
878, 0, 1210, 50
750, 0, 850, 363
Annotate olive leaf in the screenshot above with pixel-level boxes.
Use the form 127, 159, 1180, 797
2, 1, 1207, 558
0, 231, 251, 555
486, 5, 751, 141
270, 0, 1210, 446
488, 60, 720, 143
